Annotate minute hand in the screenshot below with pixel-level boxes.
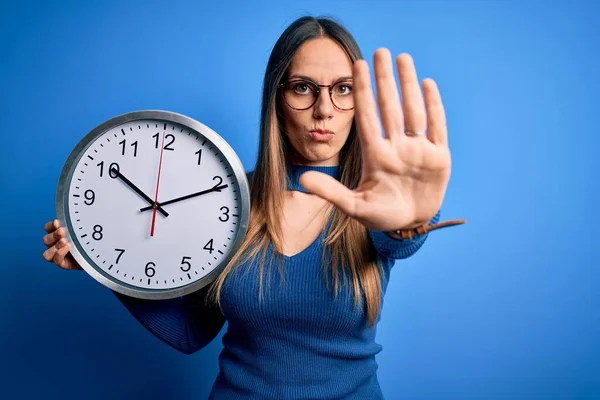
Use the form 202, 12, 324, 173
111, 167, 169, 217
139, 184, 229, 212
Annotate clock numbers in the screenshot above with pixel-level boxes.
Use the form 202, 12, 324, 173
195, 149, 202, 165
180, 256, 192, 272
145, 262, 156, 277
119, 139, 138, 157
92, 225, 103, 240
153, 132, 175, 151
84, 189, 95, 205
204, 239, 214, 254
212, 175, 223, 187
219, 206, 229, 222
114, 248, 125, 263
97, 161, 120, 178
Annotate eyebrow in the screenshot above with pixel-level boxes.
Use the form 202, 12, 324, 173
287, 74, 353, 83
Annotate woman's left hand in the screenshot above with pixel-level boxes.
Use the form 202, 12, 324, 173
301, 49, 451, 232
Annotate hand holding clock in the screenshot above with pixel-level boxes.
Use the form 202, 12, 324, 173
42, 219, 81, 270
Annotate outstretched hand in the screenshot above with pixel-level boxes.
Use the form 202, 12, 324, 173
301, 49, 451, 232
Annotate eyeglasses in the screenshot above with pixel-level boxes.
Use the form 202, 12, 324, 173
278, 79, 354, 111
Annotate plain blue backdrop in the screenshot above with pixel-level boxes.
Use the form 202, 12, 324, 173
1, 0, 598, 399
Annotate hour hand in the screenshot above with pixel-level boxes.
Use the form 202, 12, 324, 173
110, 167, 169, 217
139, 184, 228, 212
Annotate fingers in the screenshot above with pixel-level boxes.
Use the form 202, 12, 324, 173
353, 59, 382, 149
52, 240, 72, 269
42, 235, 64, 263
374, 48, 404, 142
422, 78, 448, 146
44, 219, 58, 233
43, 236, 79, 270
43, 225, 65, 247
42, 219, 79, 270
396, 53, 427, 134
299, 171, 359, 217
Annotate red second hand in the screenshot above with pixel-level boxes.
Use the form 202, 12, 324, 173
150, 131, 166, 237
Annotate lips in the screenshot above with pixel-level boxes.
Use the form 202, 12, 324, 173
309, 129, 334, 142
310, 129, 333, 135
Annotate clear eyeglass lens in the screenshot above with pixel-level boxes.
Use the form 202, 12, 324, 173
331, 82, 353, 110
283, 81, 353, 110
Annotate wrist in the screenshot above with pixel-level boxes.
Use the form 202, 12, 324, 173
400, 220, 428, 230
386, 217, 428, 234
387, 218, 467, 240
386, 222, 429, 240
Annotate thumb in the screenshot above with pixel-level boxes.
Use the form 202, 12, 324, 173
299, 171, 357, 217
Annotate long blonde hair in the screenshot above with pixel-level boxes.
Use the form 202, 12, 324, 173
208, 16, 384, 328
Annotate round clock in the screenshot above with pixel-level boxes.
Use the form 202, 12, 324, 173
55, 110, 250, 300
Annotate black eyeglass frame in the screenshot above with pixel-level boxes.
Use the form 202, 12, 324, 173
278, 78, 355, 111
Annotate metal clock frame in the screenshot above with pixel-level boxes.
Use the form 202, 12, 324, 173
56, 110, 250, 300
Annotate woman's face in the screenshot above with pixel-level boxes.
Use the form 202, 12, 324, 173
280, 37, 355, 166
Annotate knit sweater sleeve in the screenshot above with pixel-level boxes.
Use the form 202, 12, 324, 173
368, 209, 441, 260
112, 283, 225, 355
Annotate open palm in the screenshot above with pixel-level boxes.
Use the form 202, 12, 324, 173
301, 49, 451, 232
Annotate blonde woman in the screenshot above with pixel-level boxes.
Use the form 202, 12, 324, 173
42, 15, 463, 400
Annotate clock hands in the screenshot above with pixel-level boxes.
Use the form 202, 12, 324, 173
150, 132, 167, 237
139, 184, 229, 212
110, 167, 169, 217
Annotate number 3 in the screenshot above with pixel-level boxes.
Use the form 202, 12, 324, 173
219, 206, 229, 222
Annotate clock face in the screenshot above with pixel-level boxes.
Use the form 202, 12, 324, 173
56, 111, 249, 299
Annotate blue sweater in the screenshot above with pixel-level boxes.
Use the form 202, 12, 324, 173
114, 164, 440, 399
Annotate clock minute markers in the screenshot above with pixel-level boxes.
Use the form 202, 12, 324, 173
139, 184, 229, 212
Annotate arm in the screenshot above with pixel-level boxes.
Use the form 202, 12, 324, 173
113, 283, 225, 355
369, 209, 441, 260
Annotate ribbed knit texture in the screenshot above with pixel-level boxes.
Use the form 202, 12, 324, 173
115, 163, 440, 399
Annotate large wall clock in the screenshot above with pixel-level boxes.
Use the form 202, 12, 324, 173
55, 110, 250, 299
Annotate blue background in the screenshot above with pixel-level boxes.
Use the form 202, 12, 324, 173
2, 0, 598, 399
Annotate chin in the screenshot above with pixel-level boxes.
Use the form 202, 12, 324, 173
297, 150, 340, 165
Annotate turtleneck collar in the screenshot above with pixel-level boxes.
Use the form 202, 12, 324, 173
286, 163, 341, 193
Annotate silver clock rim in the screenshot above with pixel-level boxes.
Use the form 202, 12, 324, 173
55, 110, 250, 300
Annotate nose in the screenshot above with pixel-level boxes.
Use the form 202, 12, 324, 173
313, 89, 334, 119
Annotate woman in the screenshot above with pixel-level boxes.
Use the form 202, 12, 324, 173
42, 15, 463, 399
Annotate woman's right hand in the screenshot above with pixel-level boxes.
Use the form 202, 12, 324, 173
42, 219, 82, 270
